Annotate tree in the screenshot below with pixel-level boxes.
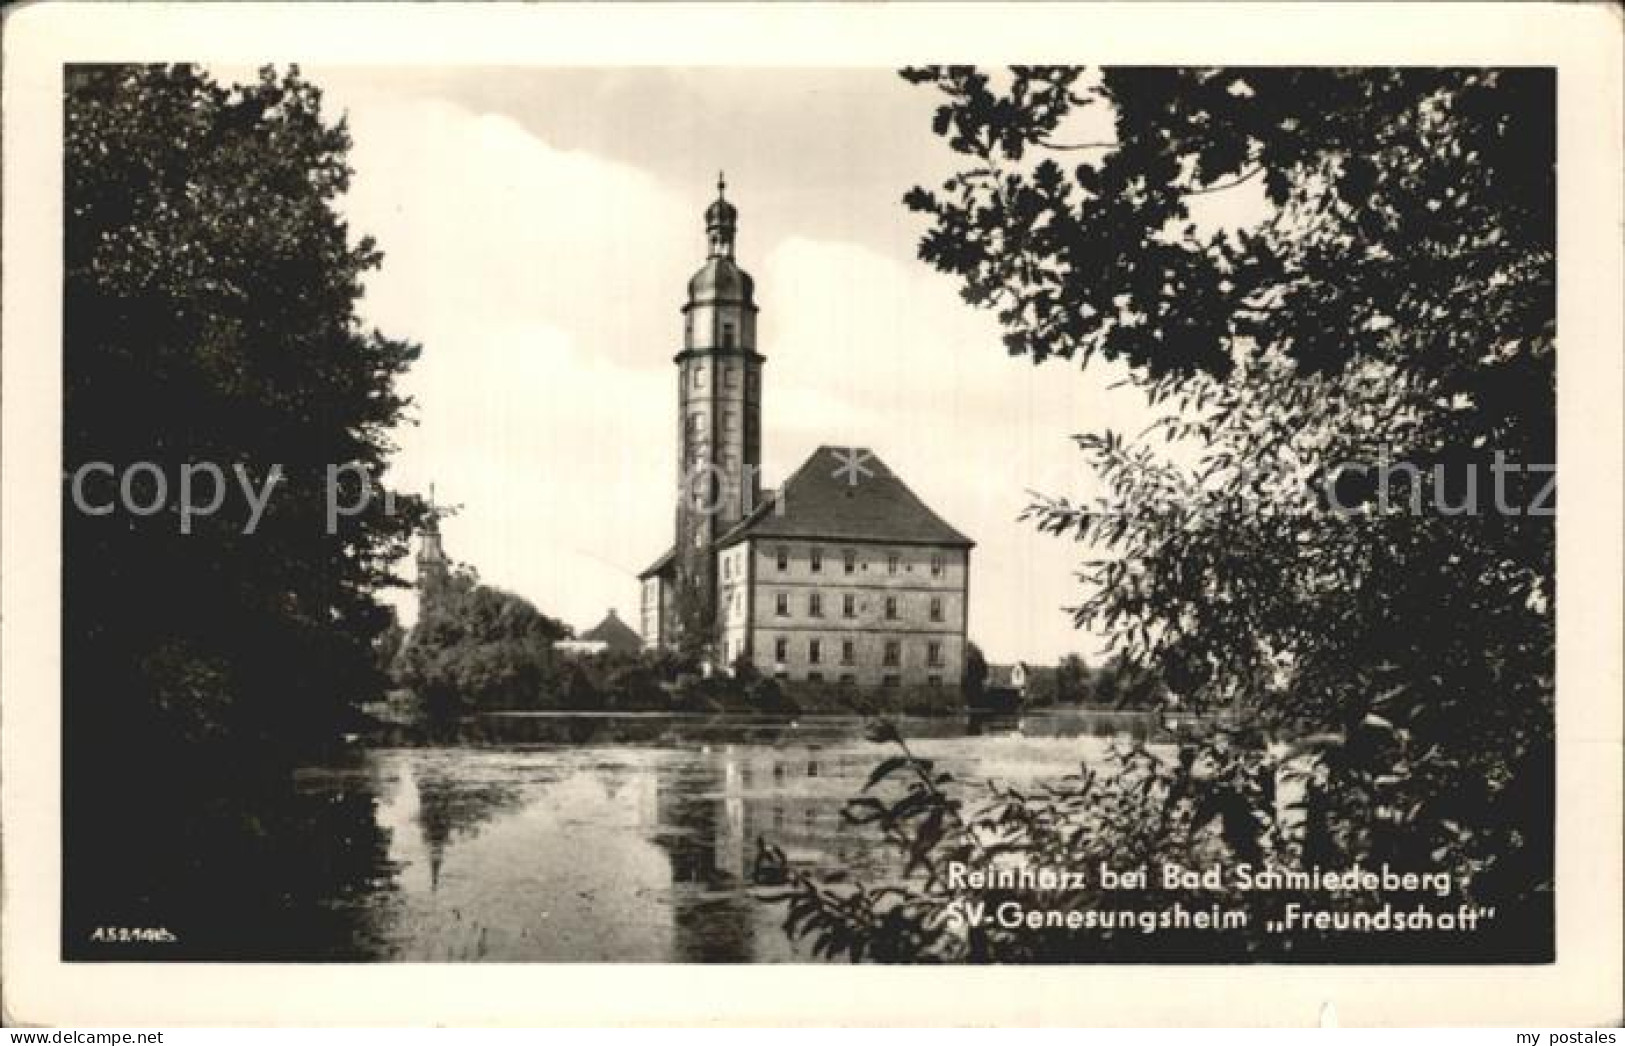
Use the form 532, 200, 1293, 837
63, 64, 424, 954
395, 566, 572, 718
899, 67, 1554, 954
961, 641, 989, 703
1054, 653, 1089, 703
65, 64, 426, 748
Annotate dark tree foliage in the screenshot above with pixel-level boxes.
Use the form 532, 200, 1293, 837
395, 566, 573, 719
63, 65, 422, 956
1053, 654, 1089, 704
961, 640, 989, 702
775, 67, 1556, 960
901, 68, 1552, 460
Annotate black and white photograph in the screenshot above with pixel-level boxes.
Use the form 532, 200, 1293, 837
3, 1, 1621, 1028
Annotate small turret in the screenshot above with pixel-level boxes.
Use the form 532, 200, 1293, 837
417, 484, 449, 588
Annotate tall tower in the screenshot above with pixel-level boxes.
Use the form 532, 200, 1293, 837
672, 175, 763, 645
417, 486, 450, 604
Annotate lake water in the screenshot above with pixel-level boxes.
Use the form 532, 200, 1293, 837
300, 709, 1166, 962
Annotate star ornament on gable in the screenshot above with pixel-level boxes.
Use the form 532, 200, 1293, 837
830, 447, 875, 487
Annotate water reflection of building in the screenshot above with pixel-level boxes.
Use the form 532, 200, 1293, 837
651, 744, 853, 962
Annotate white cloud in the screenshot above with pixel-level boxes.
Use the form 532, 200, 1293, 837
337, 94, 688, 630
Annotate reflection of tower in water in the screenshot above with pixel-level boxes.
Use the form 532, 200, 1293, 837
651, 743, 851, 962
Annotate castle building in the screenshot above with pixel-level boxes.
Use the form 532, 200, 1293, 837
639, 181, 972, 690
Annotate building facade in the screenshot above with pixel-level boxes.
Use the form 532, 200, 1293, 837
640, 185, 972, 690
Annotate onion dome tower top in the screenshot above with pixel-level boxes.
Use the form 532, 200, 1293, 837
704, 171, 738, 256
688, 173, 754, 307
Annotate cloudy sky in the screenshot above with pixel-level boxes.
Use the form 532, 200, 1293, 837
274, 66, 1181, 665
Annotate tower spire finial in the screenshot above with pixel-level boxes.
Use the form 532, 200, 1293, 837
703, 174, 738, 259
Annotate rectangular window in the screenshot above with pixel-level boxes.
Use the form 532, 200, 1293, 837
887, 552, 900, 574
930, 596, 943, 622
775, 592, 788, 616
810, 548, 822, 573
882, 674, 901, 689
809, 639, 821, 665
774, 637, 788, 662
883, 640, 900, 667
723, 558, 731, 580
776, 546, 788, 571
689, 413, 706, 436
840, 640, 855, 665
724, 410, 737, 433
843, 549, 856, 574
927, 675, 943, 688
725, 366, 738, 387
931, 553, 944, 577
839, 673, 856, 685
842, 594, 856, 618
885, 596, 898, 620
722, 321, 736, 349
809, 593, 823, 618
928, 641, 943, 667
808, 671, 823, 683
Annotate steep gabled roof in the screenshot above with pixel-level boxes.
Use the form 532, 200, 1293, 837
580, 609, 643, 652
718, 446, 973, 550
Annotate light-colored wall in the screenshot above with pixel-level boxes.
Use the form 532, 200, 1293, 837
678, 354, 762, 535
685, 302, 758, 352
717, 544, 753, 665
726, 539, 968, 687
640, 576, 665, 646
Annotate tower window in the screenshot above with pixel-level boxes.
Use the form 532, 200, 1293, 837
930, 597, 943, 622
810, 548, 822, 573
885, 596, 898, 621
692, 365, 704, 388
722, 321, 736, 349
809, 593, 823, 618
725, 366, 738, 388
775, 592, 788, 616
842, 594, 855, 619
809, 639, 821, 665
724, 411, 737, 433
